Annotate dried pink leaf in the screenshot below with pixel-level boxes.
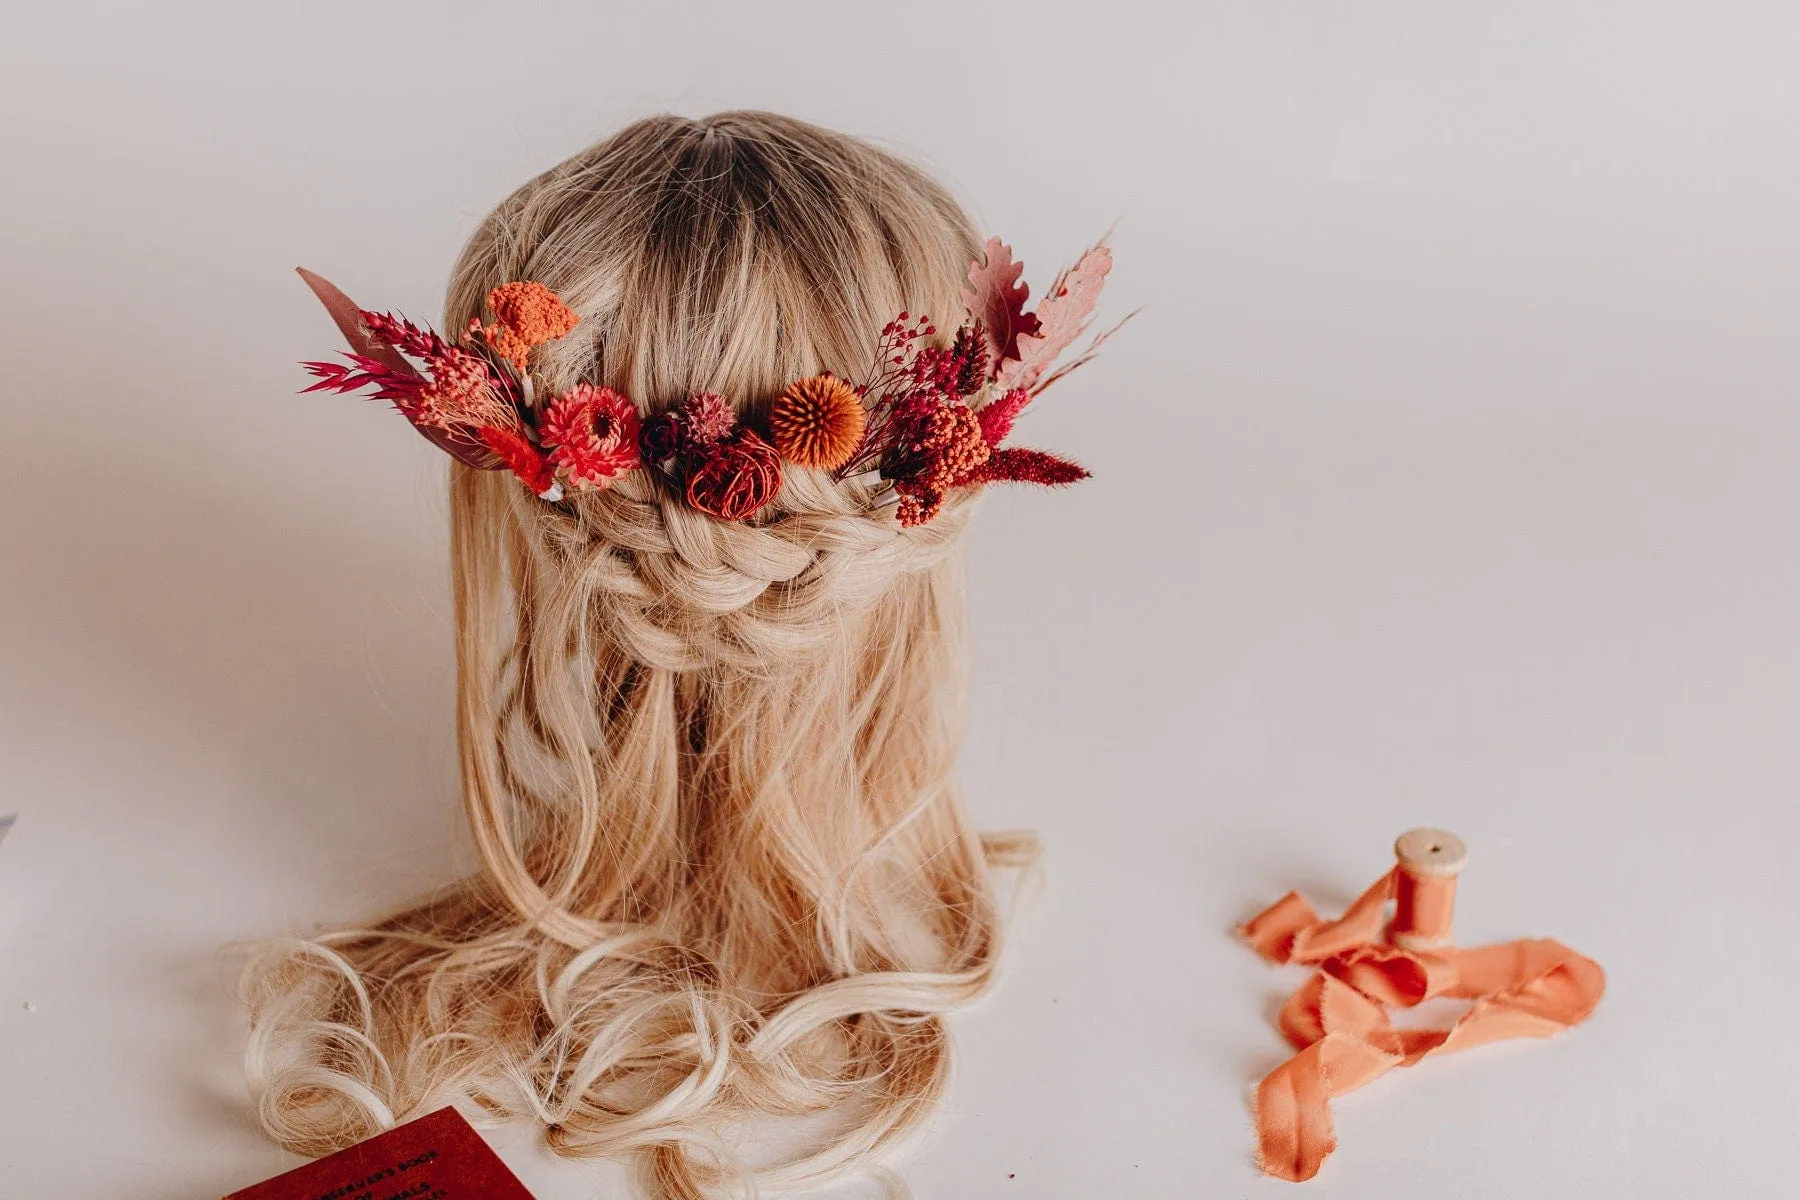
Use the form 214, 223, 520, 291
994, 242, 1113, 393
961, 237, 1039, 379
1028, 306, 1139, 397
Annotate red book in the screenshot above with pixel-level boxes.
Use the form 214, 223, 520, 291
224, 1107, 536, 1200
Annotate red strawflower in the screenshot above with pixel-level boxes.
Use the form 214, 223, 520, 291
685, 429, 783, 520
479, 425, 559, 497
539, 383, 642, 490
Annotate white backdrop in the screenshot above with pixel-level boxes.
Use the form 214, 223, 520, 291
3, 2, 1798, 1197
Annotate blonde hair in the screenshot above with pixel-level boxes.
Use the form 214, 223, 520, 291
242, 112, 1038, 1198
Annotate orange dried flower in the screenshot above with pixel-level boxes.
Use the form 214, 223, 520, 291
770, 374, 867, 471
481, 281, 580, 371
895, 481, 944, 527
478, 424, 558, 498
915, 404, 991, 491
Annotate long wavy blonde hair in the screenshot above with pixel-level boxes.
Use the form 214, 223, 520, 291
242, 111, 1037, 1198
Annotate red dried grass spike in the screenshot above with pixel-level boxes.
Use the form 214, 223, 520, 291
301, 354, 426, 414
300, 359, 375, 394
359, 310, 445, 360
976, 387, 1033, 447
965, 446, 1090, 488
478, 425, 558, 497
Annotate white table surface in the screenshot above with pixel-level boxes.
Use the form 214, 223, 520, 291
4, 3, 1799, 1197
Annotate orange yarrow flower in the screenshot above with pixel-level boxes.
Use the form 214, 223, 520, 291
914, 404, 991, 491
482, 281, 580, 372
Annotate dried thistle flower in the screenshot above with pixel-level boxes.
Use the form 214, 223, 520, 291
770, 374, 867, 471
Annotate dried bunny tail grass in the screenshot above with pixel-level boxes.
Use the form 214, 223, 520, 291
241, 111, 1040, 1199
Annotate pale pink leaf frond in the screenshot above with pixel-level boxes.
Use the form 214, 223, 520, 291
995, 242, 1113, 392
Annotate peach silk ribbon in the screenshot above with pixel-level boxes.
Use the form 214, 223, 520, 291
1239, 868, 1606, 1182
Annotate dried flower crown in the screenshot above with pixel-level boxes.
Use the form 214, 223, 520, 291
299, 238, 1123, 526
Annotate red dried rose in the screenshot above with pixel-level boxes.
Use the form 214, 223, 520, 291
685, 429, 783, 520
640, 411, 686, 463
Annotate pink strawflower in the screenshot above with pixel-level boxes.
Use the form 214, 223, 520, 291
679, 392, 737, 447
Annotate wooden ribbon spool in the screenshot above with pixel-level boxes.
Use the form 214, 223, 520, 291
1239, 825, 1605, 1182
1388, 827, 1468, 951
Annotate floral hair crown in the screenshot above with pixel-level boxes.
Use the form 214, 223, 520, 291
299, 238, 1122, 527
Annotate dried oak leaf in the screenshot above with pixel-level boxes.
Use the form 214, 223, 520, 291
961, 237, 1039, 379
994, 242, 1113, 393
